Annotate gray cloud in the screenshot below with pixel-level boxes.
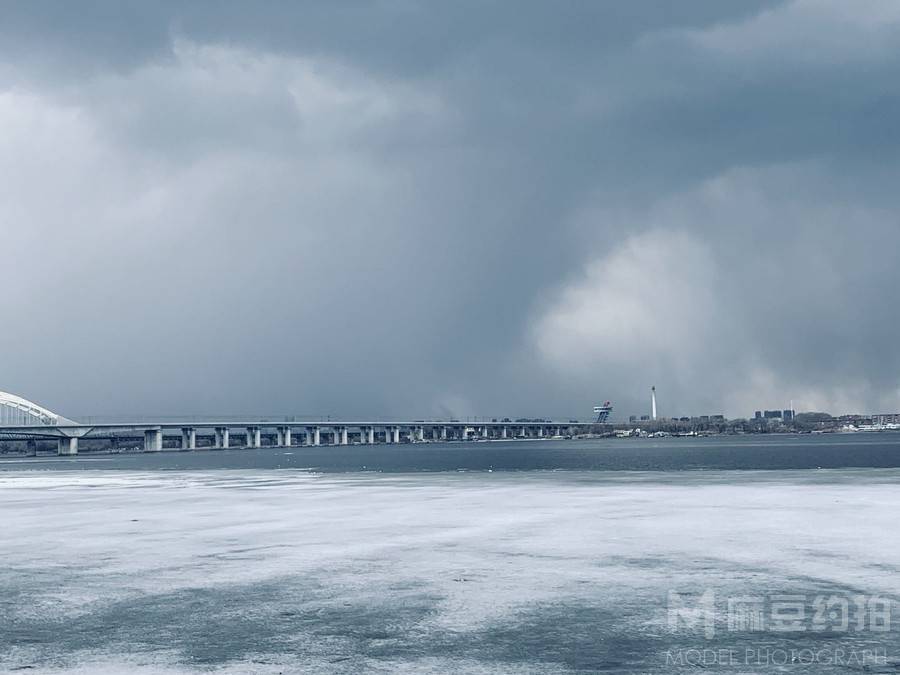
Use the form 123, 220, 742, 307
1, 0, 898, 420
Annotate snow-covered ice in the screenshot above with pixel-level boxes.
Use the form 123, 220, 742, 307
1, 469, 899, 673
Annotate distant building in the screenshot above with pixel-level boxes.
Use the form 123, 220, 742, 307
782, 409, 794, 422
872, 413, 900, 424
754, 411, 762, 420
640, 415, 650, 421
629, 415, 637, 423
764, 410, 782, 419
838, 414, 867, 425
711, 415, 725, 422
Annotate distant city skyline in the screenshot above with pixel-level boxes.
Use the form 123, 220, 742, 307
3, 1, 900, 419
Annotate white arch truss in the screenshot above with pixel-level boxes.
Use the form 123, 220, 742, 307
0, 391, 75, 426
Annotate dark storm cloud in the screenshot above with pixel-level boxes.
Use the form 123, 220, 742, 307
1, 0, 898, 419
0, 2, 773, 73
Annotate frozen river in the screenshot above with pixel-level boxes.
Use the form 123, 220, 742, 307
2, 438, 900, 672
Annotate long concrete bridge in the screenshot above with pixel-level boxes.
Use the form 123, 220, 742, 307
0, 391, 594, 456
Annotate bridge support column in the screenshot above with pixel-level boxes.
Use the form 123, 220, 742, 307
246, 427, 260, 448
214, 427, 229, 449
312, 427, 320, 446
460, 426, 467, 441
440, 426, 447, 441
416, 426, 424, 442
501, 426, 508, 439
367, 427, 375, 444
392, 427, 400, 444
278, 426, 292, 447
384, 427, 392, 444
181, 427, 196, 450
482, 425, 489, 439
304, 428, 313, 446
57, 437, 78, 456
144, 429, 162, 452
538, 426, 544, 437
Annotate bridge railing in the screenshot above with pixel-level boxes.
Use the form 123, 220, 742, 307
65, 414, 587, 425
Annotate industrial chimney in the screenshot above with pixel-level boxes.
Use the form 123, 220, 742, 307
651, 386, 657, 421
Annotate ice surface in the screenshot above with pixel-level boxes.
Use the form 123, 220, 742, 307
2, 469, 900, 673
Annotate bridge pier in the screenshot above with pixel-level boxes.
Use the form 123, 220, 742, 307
57, 437, 78, 456
276, 426, 292, 447
144, 429, 162, 452
538, 426, 544, 438
181, 427, 196, 450
482, 425, 489, 439
501, 426, 508, 439
214, 427, 229, 449
246, 426, 261, 448
440, 426, 448, 441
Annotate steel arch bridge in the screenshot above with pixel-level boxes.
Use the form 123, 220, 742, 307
0, 391, 74, 426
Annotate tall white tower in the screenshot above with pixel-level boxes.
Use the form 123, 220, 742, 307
651, 386, 657, 421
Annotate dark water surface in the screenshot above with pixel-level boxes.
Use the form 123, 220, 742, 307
3, 432, 900, 472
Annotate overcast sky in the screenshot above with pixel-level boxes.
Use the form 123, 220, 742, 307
3, 1, 899, 421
